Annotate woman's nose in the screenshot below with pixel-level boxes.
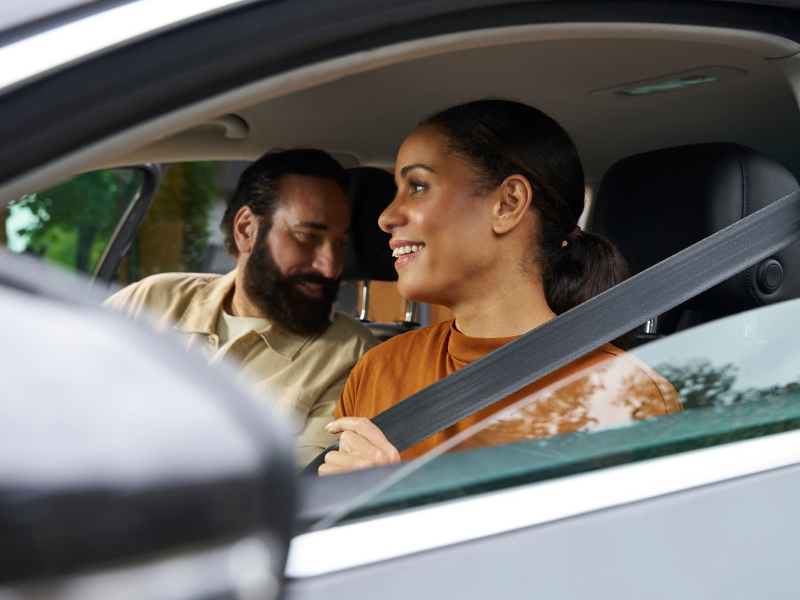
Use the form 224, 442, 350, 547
378, 199, 404, 234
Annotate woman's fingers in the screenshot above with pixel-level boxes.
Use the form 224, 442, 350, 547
318, 444, 383, 476
325, 417, 401, 462
319, 418, 401, 476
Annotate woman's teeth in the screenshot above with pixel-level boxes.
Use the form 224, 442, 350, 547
392, 243, 425, 258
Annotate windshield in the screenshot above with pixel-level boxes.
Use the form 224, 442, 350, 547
325, 298, 800, 527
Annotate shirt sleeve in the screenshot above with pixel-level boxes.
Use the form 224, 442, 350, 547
102, 281, 148, 320
293, 369, 350, 470
614, 354, 684, 417
632, 372, 683, 418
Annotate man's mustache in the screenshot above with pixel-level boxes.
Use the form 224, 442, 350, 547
284, 271, 338, 291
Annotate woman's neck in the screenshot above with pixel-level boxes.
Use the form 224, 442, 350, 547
450, 278, 556, 338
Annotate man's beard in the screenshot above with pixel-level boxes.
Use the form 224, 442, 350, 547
242, 229, 339, 336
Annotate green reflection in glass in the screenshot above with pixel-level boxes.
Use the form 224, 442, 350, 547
657, 360, 800, 410
342, 386, 800, 523
332, 300, 800, 526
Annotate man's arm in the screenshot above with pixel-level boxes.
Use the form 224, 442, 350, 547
293, 369, 351, 470
102, 280, 149, 320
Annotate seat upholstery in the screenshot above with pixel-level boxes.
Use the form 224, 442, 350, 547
593, 143, 800, 319
341, 167, 420, 341
340, 167, 397, 282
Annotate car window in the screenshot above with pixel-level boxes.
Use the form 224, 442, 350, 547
332, 298, 800, 524
115, 161, 248, 287
2, 168, 143, 276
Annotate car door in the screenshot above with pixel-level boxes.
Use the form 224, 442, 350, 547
4, 2, 800, 599
286, 298, 800, 599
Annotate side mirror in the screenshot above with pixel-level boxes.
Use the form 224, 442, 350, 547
0, 253, 295, 599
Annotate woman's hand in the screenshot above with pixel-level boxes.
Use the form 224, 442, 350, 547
318, 417, 401, 476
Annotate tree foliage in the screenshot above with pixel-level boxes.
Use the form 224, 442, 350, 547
176, 162, 217, 272
9, 169, 142, 272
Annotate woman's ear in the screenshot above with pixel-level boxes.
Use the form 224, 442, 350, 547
233, 206, 259, 256
493, 174, 533, 235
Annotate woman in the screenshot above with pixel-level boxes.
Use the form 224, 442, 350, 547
319, 99, 681, 475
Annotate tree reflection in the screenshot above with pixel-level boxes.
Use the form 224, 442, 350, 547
657, 360, 800, 410
456, 356, 682, 452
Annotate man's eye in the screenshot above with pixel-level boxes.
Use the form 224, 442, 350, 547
299, 232, 317, 241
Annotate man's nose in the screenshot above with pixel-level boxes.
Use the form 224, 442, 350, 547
313, 243, 342, 280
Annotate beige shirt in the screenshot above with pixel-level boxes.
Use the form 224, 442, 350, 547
214, 309, 270, 357
103, 270, 378, 468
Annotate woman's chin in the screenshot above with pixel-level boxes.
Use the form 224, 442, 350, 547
397, 278, 445, 306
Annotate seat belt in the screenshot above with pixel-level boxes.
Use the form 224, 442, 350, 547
301, 189, 800, 476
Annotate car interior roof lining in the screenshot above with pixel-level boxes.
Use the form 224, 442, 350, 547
2, 21, 800, 205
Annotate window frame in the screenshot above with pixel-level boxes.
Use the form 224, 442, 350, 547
90, 162, 163, 286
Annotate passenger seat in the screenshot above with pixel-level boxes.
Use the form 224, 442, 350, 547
341, 167, 420, 342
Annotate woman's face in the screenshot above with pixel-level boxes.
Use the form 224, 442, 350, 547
379, 125, 501, 306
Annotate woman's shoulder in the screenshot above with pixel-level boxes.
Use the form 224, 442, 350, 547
590, 343, 682, 412
568, 343, 665, 384
594, 343, 656, 374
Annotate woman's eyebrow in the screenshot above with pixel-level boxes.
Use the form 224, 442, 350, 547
399, 163, 435, 177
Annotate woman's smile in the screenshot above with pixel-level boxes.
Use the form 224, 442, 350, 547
390, 239, 426, 268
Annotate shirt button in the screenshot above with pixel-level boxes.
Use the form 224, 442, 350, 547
207, 336, 217, 346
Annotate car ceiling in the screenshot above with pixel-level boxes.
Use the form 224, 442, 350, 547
108, 34, 800, 184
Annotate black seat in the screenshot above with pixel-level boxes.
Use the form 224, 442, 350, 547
593, 142, 800, 341
341, 167, 420, 341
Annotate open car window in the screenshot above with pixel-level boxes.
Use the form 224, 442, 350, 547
114, 161, 248, 286
330, 297, 800, 525
1, 168, 143, 276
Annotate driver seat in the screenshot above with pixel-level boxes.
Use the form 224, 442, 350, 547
593, 142, 800, 342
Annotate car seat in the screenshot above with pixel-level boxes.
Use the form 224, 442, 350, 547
341, 167, 420, 341
592, 142, 800, 343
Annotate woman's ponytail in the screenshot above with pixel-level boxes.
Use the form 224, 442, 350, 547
542, 230, 631, 315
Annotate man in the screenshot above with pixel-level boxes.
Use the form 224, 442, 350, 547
104, 149, 378, 468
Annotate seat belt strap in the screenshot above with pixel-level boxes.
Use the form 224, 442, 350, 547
302, 189, 800, 476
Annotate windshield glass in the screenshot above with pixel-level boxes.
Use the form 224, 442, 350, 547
328, 299, 800, 526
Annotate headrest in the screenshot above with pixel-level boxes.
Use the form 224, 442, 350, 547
340, 167, 398, 281
594, 143, 800, 311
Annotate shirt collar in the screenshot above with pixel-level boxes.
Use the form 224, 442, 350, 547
174, 268, 321, 360
447, 319, 519, 364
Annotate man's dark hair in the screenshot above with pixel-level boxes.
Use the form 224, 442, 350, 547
221, 148, 350, 257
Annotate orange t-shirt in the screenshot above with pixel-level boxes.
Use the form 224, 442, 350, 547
336, 319, 682, 460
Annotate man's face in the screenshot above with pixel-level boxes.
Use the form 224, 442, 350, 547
243, 174, 351, 335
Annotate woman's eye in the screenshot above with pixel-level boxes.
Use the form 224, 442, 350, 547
409, 180, 426, 194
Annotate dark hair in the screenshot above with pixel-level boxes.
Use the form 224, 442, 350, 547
221, 148, 350, 257
421, 99, 630, 315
